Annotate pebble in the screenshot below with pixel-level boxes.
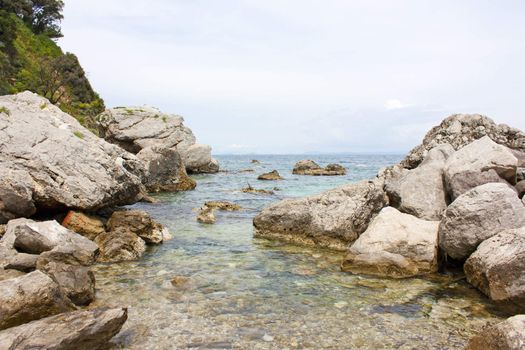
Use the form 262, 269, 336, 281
262, 334, 274, 342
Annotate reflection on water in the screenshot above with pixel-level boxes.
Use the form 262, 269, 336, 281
91, 155, 505, 349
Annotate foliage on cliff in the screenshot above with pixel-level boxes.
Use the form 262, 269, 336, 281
0, 1, 104, 131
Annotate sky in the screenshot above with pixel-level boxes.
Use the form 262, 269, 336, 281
59, 0, 525, 154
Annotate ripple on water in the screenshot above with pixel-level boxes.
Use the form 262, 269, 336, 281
91, 155, 506, 349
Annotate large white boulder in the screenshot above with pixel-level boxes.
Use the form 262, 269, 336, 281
465, 315, 525, 350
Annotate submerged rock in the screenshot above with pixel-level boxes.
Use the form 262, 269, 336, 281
385, 144, 454, 220
197, 206, 216, 224
0, 307, 128, 350
0, 270, 75, 330
258, 170, 284, 180
400, 114, 525, 169
0, 92, 145, 224
241, 185, 274, 195
254, 180, 387, 250
204, 201, 242, 211
293, 160, 347, 176
438, 183, 525, 261
465, 315, 525, 350
464, 227, 525, 313
342, 207, 439, 278
443, 136, 518, 200
96, 106, 219, 173
137, 146, 196, 192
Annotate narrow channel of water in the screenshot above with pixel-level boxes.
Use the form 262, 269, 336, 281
91, 155, 506, 349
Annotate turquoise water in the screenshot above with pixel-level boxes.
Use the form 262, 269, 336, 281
92, 155, 505, 349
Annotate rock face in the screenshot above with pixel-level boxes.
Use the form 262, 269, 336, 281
0, 307, 128, 350
443, 136, 518, 200
96, 106, 219, 173
292, 160, 347, 176
137, 146, 196, 192
464, 227, 525, 312
107, 210, 167, 245
400, 114, 525, 169
342, 207, 439, 278
258, 170, 284, 180
385, 144, 454, 220
438, 183, 525, 261
0, 92, 145, 224
465, 315, 525, 350
0, 270, 75, 330
254, 180, 387, 250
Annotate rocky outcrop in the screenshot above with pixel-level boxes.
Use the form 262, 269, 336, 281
438, 183, 525, 261
258, 170, 284, 180
464, 227, 525, 313
197, 206, 216, 224
137, 146, 196, 192
292, 160, 347, 176
465, 315, 525, 350
254, 180, 387, 250
400, 114, 525, 169
96, 106, 219, 173
107, 210, 168, 245
94, 228, 146, 263
204, 201, 242, 211
443, 136, 518, 200
0, 92, 145, 224
0, 270, 75, 330
0, 308, 128, 350
385, 144, 453, 220
341, 207, 439, 278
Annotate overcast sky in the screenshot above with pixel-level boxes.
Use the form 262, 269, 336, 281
59, 0, 525, 154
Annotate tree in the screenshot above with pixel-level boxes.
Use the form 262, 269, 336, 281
0, 0, 64, 38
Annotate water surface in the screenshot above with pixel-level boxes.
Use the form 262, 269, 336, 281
92, 155, 505, 349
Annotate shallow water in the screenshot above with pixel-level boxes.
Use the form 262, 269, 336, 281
92, 155, 505, 349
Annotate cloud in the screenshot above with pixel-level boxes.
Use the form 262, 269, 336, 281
384, 99, 407, 110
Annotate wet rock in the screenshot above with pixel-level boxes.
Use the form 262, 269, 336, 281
385, 144, 454, 220
258, 170, 284, 180
96, 106, 219, 173
241, 185, 274, 195
61, 210, 106, 241
0, 307, 128, 350
400, 114, 525, 169
465, 315, 525, 350
293, 160, 347, 176
4, 253, 38, 272
516, 180, 525, 199
238, 168, 255, 173
107, 210, 167, 244
444, 136, 518, 200
342, 207, 439, 278
251, 159, 260, 164
171, 275, 190, 287
94, 228, 146, 263
0, 92, 146, 224
137, 146, 196, 192
204, 201, 242, 211
464, 227, 525, 313
0, 270, 75, 330
37, 246, 96, 306
254, 180, 387, 250
438, 183, 525, 261
197, 206, 216, 224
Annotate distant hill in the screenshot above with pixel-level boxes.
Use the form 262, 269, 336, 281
0, 4, 104, 132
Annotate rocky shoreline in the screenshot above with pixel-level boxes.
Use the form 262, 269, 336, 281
1, 91, 524, 349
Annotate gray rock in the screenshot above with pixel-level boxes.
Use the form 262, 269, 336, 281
518, 168, 525, 182
438, 183, 525, 261
94, 228, 146, 263
464, 227, 525, 313
97, 106, 219, 173
36, 249, 95, 306
342, 207, 439, 278
516, 180, 525, 199
0, 307, 128, 350
0, 270, 75, 330
465, 315, 525, 350
385, 144, 454, 220
0, 92, 146, 224
443, 136, 518, 199
137, 146, 196, 191
253, 180, 387, 250
4, 252, 38, 272
401, 114, 525, 169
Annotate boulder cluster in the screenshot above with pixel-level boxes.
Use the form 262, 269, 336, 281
293, 160, 347, 176
254, 114, 525, 345
0, 91, 215, 348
